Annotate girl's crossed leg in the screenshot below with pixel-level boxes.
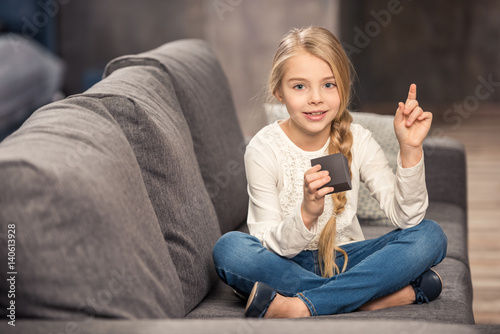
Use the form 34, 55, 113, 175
212, 219, 447, 317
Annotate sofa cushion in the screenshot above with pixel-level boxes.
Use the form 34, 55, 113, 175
423, 136, 467, 211
0, 96, 185, 319
82, 65, 221, 314
104, 39, 249, 234
186, 280, 246, 319
350, 112, 399, 224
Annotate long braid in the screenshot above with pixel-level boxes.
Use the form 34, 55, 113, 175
318, 111, 353, 278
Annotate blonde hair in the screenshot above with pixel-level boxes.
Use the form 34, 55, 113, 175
269, 26, 355, 278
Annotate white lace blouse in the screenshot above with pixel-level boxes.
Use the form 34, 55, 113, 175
244, 121, 428, 258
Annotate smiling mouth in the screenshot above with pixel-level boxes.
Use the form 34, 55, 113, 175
304, 111, 327, 116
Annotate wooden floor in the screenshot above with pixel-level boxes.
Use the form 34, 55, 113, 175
431, 107, 500, 324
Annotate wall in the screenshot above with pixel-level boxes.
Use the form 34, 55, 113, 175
340, 0, 500, 114
59, 0, 205, 95
204, 0, 340, 137
59, 0, 340, 138
59, 0, 500, 137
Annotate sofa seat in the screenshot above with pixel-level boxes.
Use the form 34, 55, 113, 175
188, 254, 473, 325
187, 201, 473, 324
187, 255, 473, 324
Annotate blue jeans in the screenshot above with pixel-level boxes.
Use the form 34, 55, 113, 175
212, 219, 447, 316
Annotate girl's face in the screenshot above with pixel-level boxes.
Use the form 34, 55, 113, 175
276, 52, 340, 142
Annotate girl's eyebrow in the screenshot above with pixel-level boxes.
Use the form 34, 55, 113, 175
287, 76, 336, 82
287, 77, 308, 82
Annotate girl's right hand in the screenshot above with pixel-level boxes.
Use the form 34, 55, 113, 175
301, 164, 334, 230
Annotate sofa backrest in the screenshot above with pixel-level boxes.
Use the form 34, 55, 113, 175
0, 96, 186, 320
0, 39, 254, 319
81, 63, 222, 314
104, 39, 249, 234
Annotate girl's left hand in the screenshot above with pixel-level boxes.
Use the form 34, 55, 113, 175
394, 84, 433, 150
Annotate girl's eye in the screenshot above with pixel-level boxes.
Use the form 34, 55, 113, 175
293, 84, 305, 90
324, 82, 337, 88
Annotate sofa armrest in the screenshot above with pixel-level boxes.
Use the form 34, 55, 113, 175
423, 136, 467, 213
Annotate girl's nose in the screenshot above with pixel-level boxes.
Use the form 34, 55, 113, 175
309, 88, 323, 105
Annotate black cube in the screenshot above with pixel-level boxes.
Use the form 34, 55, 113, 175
311, 153, 352, 194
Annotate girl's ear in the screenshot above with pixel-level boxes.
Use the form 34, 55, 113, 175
274, 89, 284, 104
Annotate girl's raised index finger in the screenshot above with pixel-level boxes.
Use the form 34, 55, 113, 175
406, 83, 417, 102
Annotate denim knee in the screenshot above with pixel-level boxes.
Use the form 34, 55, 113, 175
213, 231, 243, 265
212, 232, 260, 270
413, 219, 448, 265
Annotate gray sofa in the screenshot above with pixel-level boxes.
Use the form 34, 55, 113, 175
0, 39, 493, 333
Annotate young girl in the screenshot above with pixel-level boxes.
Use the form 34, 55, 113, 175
212, 26, 447, 318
